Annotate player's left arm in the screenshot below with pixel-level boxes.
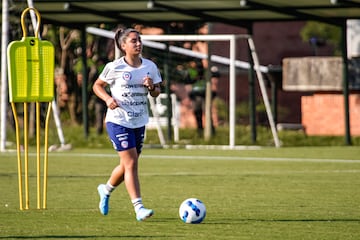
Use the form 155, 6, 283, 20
147, 64, 162, 97
148, 83, 161, 97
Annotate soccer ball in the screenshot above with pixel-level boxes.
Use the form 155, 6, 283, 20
179, 198, 206, 224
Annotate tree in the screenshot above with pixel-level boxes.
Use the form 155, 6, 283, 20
300, 21, 341, 56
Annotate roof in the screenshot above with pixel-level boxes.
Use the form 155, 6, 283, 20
6, 0, 360, 28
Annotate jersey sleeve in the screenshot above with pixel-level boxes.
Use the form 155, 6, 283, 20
151, 63, 162, 84
98, 62, 115, 85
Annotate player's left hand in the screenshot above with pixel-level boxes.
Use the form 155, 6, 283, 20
143, 75, 154, 90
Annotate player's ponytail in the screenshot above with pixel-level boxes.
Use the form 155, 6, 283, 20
114, 28, 123, 52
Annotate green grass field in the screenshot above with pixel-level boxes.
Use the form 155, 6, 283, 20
1, 146, 360, 239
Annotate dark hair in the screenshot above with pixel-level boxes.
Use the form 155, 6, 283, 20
114, 28, 140, 56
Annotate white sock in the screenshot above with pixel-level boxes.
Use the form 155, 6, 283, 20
131, 198, 144, 213
104, 180, 116, 196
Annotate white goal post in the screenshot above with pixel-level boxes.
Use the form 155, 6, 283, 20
87, 27, 281, 148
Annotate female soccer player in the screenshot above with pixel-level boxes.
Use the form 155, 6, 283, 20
92, 28, 162, 221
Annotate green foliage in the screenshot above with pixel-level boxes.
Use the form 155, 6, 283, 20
300, 21, 342, 55
213, 97, 228, 124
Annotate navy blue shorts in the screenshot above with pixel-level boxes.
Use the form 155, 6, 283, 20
106, 122, 145, 153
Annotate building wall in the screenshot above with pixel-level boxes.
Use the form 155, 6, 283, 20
302, 93, 360, 136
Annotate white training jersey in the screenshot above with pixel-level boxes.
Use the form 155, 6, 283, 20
98, 56, 162, 128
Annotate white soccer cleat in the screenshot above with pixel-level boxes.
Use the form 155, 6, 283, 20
136, 207, 154, 221
97, 184, 110, 215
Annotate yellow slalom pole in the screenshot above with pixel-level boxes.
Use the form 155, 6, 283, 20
36, 102, 41, 209
11, 103, 23, 210
43, 101, 52, 209
23, 102, 29, 210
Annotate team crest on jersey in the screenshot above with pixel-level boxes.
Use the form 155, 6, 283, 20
123, 72, 132, 81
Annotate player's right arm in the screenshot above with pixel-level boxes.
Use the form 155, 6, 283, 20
93, 79, 118, 110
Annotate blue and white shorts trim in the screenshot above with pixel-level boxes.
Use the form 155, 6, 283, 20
106, 122, 145, 153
